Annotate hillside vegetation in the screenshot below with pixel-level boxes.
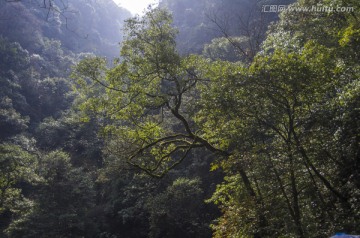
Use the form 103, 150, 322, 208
0, 0, 359, 237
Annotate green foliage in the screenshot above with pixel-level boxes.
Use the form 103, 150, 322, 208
203, 1, 360, 236
0, 3, 43, 51
207, 175, 258, 238
73, 8, 212, 177
72, 3, 359, 237
95, 168, 155, 238
94, 151, 219, 238
0, 144, 37, 213
0, 0, 131, 57
0, 38, 30, 139
0, 4, 104, 236
203, 37, 250, 62
0, 143, 38, 237
0, 97, 29, 140
1, 0, 359, 237
35, 111, 103, 169
147, 177, 211, 238
6, 151, 96, 238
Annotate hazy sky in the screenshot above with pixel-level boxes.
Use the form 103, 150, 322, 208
114, 0, 159, 15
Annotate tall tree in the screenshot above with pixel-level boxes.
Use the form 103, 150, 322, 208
73, 8, 223, 177
73, 7, 267, 237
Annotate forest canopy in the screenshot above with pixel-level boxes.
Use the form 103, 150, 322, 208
0, 0, 359, 237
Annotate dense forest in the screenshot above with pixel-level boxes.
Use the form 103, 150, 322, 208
0, 0, 359, 237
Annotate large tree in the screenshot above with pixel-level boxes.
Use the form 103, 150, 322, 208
72, 7, 269, 237
73, 2, 360, 237
73, 8, 225, 177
